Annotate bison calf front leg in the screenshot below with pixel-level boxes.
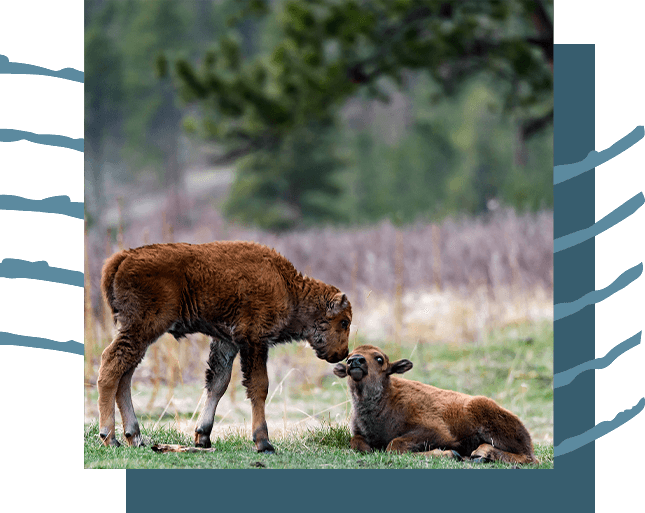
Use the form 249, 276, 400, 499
240, 344, 274, 453
386, 427, 455, 455
195, 339, 239, 448
386, 436, 423, 454
350, 434, 372, 453
116, 365, 144, 446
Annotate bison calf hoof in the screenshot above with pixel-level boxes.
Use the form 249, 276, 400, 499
471, 456, 492, 464
99, 429, 121, 447
194, 432, 212, 449
125, 432, 145, 447
256, 440, 275, 454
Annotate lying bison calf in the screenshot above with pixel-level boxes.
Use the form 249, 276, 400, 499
334, 345, 538, 465
98, 241, 352, 452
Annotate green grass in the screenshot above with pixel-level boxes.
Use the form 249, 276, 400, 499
84, 421, 554, 469
85, 320, 553, 469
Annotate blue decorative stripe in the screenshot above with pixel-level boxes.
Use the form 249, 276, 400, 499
0, 258, 83, 287
0, 195, 83, 219
0, 129, 83, 152
0, 331, 83, 355
0, 54, 84, 83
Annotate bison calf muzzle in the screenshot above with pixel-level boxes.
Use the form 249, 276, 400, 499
97, 241, 352, 452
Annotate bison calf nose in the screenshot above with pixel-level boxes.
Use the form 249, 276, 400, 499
348, 355, 366, 367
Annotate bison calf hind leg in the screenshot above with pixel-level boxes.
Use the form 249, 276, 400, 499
471, 443, 539, 465
98, 330, 151, 447
194, 338, 239, 448
468, 397, 538, 465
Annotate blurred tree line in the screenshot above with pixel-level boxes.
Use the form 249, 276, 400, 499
85, 0, 553, 232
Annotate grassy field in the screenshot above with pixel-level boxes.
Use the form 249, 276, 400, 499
84, 421, 553, 469
85, 320, 553, 470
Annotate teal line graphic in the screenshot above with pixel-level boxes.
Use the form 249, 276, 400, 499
554, 193, 645, 252
0, 54, 83, 83
0, 195, 83, 220
554, 125, 644, 184
0, 258, 83, 287
0, 58, 84, 360
0, 331, 83, 355
554, 397, 645, 457
551, 122, 644, 460
554, 263, 642, 321
0, 129, 83, 152
554, 332, 641, 388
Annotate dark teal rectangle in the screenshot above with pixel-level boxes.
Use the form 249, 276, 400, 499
127, 45, 594, 512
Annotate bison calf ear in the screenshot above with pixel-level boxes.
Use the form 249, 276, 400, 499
388, 359, 413, 375
328, 292, 350, 316
333, 363, 348, 378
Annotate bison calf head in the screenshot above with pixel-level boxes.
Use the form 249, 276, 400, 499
308, 292, 352, 363
333, 345, 413, 383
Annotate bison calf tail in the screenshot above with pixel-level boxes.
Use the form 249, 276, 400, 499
100, 250, 129, 325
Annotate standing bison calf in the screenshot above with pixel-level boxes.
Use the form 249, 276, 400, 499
98, 241, 352, 452
334, 345, 538, 465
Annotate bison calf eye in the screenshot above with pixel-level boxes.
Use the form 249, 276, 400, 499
375, 357, 383, 364
340, 320, 349, 330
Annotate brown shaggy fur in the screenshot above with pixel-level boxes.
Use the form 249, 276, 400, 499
98, 241, 352, 452
333, 345, 538, 465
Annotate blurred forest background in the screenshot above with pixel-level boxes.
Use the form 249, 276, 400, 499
84, 0, 554, 445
